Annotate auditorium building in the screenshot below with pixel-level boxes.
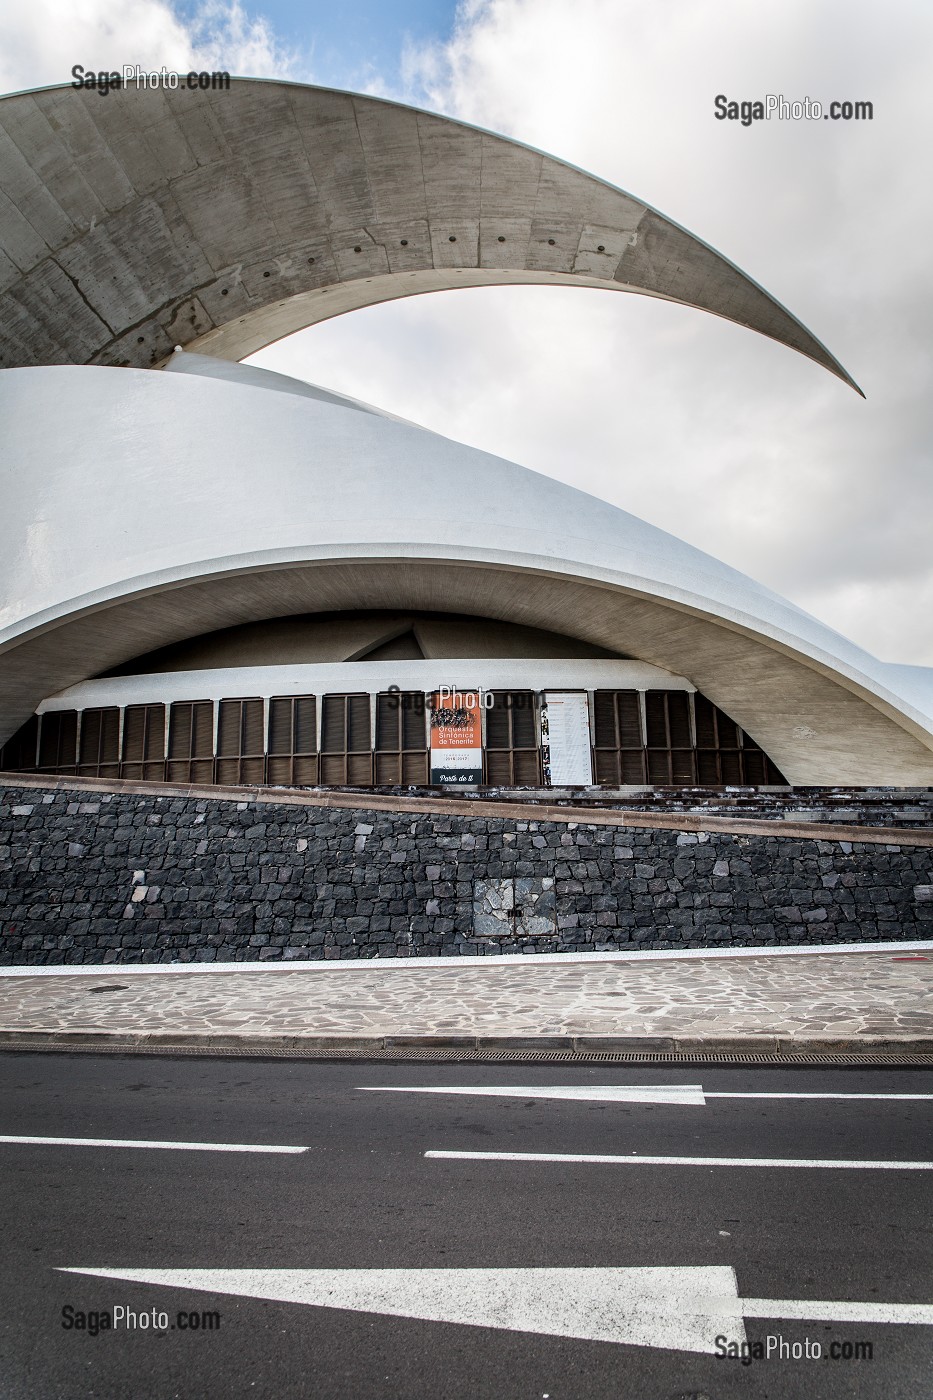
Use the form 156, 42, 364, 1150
1, 78, 932, 792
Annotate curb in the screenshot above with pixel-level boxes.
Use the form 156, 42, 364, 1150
1, 1030, 932, 1057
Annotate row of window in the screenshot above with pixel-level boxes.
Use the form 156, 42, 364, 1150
591, 690, 782, 785
0, 690, 786, 787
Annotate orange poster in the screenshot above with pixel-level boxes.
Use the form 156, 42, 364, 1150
429, 690, 483, 785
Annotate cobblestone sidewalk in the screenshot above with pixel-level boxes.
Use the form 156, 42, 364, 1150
0, 948, 931, 1044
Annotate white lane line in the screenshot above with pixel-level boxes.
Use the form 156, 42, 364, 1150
359, 1085, 707, 1105
707, 1092, 933, 1101
56, 1266, 933, 1355
426, 1150, 933, 1170
742, 1298, 933, 1324
0, 1135, 307, 1154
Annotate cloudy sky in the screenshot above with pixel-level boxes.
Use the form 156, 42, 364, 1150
3, 0, 932, 663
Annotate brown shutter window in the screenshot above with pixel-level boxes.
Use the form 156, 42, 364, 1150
483, 692, 541, 786
375, 692, 427, 786
167, 701, 214, 784
78, 707, 120, 778
670, 748, 697, 784
591, 689, 786, 789
696, 749, 722, 784
644, 692, 669, 748
740, 729, 787, 784
646, 691, 672, 785
484, 750, 513, 785
617, 692, 643, 750
693, 695, 786, 786
121, 704, 166, 782
646, 749, 672, 784
593, 690, 618, 749
593, 691, 645, 784
693, 694, 718, 749
216, 698, 265, 786
37, 711, 78, 772
594, 750, 621, 784
645, 692, 695, 786
268, 696, 318, 786
741, 747, 765, 784
320, 694, 372, 786
484, 700, 511, 751
694, 694, 720, 783
667, 692, 695, 783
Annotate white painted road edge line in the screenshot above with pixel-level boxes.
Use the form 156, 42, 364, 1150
0, 1135, 308, 1153
2, 938, 931, 974
425, 1150, 933, 1170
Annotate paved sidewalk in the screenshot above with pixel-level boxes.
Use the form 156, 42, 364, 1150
0, 944, 931, 1051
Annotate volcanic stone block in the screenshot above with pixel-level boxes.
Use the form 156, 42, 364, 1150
473, 878, 513, 937
515, 877, 557, 937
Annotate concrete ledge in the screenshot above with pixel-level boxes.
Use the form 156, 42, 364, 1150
3, 771, 932, 847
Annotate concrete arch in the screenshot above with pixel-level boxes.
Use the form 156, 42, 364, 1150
0, 80, 859, 389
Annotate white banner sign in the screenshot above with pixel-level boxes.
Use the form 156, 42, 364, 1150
541, 692, 593, 786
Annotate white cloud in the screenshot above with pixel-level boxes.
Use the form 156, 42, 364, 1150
0, 0, 300, 96
184, 0, 301, 79
255, 0, 933, 663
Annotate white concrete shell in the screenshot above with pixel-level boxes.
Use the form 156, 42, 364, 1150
1, 354, 931, 782
0, 80, 859, 390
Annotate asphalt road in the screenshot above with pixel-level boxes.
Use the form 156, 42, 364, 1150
1, 1053, 932, 1399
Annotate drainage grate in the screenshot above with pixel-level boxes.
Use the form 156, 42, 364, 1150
0, 1042, 931, 1067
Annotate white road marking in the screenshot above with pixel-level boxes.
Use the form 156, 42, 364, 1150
57, 1265, 748, 1355
359, 1085, 707, 1105
426, 1149, 933, 1170
361, 1085, 933, 1106
742, 1298, 933, 1324
707, 1092, 933, 1101
0, 1135, 307, 1154
57, 1265, 933, 1354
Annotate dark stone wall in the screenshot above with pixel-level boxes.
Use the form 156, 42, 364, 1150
1, 783, 931, 964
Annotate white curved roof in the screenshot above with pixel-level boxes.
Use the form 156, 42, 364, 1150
0, 354, 930, 782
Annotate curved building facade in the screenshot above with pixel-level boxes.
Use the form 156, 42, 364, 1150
1, 80, 930, 790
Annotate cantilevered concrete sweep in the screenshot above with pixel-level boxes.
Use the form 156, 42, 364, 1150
0, 80, 858, 388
